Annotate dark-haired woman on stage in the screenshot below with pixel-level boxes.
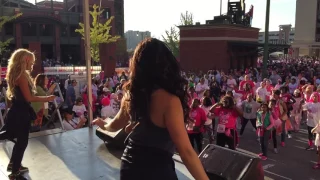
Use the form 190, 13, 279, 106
93, 38, 208, 180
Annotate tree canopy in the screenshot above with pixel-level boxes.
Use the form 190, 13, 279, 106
75, 4, 120, 62
162, 11, 194, 57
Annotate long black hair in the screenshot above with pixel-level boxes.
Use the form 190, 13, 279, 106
123, 38, 189, 122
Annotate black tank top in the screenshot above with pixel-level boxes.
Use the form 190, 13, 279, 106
127, 116, 175, 152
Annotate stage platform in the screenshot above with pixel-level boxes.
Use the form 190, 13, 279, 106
0, 128, 193, 180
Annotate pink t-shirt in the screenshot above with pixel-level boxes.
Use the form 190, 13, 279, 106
187, 107, 207, 134
188, 92, 198, 106
213, 107, 239, 129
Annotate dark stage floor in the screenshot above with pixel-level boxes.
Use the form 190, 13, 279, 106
0, 128, 193, 180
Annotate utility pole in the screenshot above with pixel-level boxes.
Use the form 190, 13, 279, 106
262, 0, 270, 79
220, 0, 223, 15
83, 0, 93, 126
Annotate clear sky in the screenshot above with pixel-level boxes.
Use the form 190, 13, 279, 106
26, 0, 296, 38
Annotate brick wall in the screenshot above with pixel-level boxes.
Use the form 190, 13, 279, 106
179, 25, 259, 72
29, 42, 42, 77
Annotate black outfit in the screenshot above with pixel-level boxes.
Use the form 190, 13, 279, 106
121, 114, 177, 180
307, 126, 316, 141
259, 129, 271, 157
188, 133, 203, 153
271, 129, 277, 148
2, 86, 36, 174
240, 118, 257, 135
216, 129, 236, 150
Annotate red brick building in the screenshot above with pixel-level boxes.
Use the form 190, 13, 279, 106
179, 24, 260, 72
0, 0, 125, 77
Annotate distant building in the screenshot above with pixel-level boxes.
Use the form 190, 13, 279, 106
125, 30, 151, 50
292, 0, 320, 57
258, 25, 295, 44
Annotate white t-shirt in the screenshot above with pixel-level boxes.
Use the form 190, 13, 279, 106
242, 100, 260, 119
195, 83, 209, 98
64, 79, 69, 90
63, 119, 77, 131
101, 105, 115, 118
72, 104, 86, 117
256, 87, 268, 102
226, 79, 237, 91
303, 103, 320, 127
288, 83, 298, 94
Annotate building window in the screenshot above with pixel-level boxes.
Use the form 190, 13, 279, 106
21, 23, 37, 36
103, 8, 111, 19
61, 25, 68, 37
4, 22, 14, 35
40, 24, 54, 36
69, 25, 79, 37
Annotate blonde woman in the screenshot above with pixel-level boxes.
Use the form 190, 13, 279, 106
1, 49, 55, 180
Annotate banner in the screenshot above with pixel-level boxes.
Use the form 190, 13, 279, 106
0, 66, 128, 78
44, 66, 102, 75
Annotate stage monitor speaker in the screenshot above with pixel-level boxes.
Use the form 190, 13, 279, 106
96, 127, 128, 149
199, 144, 264, 180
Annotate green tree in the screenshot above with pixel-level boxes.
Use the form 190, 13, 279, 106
75, 4, 120, 62
162, 11, 194, 57
0, 13, 22, 56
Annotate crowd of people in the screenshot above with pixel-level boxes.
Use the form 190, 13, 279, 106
57, 72, 128, 131
182, 57, 320, 166
2, 38, 320, 179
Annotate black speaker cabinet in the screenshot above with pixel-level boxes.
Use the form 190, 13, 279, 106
199, 144, 264, 180
96, 127, 128, 149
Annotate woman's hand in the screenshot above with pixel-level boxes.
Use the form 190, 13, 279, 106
47, 95, 56, 102
92, 118, 106, 130
80, 118, 87, 124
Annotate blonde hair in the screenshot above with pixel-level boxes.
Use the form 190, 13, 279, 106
6, 49, 36, 100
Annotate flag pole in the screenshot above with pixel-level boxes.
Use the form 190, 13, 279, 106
83, 0, 93, 126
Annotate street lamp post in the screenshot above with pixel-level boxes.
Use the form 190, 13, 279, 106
220, 0, 223, 15
262, 0, 271, 79
83, 0, 93, 126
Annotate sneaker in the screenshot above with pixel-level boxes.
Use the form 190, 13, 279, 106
288, 134, 292, 138
281, 142, 285, 147
274, 148, 278, 154
8, 172, 27, 180
306, 146, 314, 151
7, 163, 29, 173
260, 156, 268, 160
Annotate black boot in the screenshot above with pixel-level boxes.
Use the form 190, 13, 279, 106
8, 172, 28, 180
7, 163, 29, 173
0, 130, 8, 141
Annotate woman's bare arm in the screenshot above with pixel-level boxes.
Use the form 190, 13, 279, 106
17, 75, 53, 102
98, 97, 130, 132
47, 84, 56, 94
164, 95, 209, 180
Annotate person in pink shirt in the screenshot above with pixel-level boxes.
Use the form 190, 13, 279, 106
210, 96, 242, 150
188, 86, 198, 106
239, 75, 254, 92
235, 83, 254, 101
291, 89, 303, 132
186, 99, 207, 153
265, 80, 274, 93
